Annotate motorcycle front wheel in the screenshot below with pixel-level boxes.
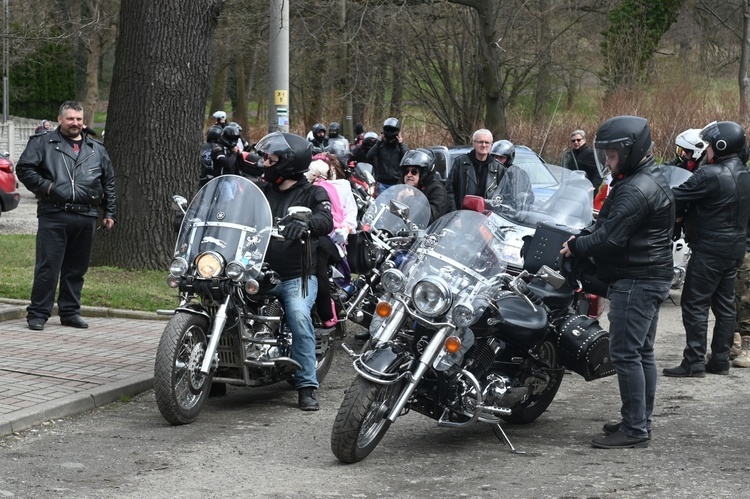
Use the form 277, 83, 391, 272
331, 376, 404, 463
154, 312, 213, 425
500, 340, 564, 424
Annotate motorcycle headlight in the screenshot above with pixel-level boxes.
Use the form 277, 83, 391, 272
169, 257, 189, 277
452, 303, 476, 327
225, 260, 246, 281
195, 251, 224, 278
381, 268, 405, 293
412, 276, 451, 317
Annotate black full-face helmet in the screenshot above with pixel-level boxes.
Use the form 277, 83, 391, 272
328, 122, 341, 138
400, 148, 435, 186
206, 125, 223, 143
490, 140, 515, 167
255, 131, 312, 179
312, 123, 326, 140
219, 124, 241, 148
593, 116, 652, 176
700, 121, 746, 158
383, 117, 401, 140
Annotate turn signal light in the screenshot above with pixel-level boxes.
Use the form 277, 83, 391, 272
376, 301, 392, 317
445, 336, 462, 353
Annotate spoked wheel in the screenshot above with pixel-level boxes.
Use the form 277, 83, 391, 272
154, 312, 213, 425
331, 376, 404, 463
501, 340, 564, 424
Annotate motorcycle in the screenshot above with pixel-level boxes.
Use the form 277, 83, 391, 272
154, 175, 335, 425
330, 207, 615, 463
341, 184, 431, 330
462, 165, 605, 317
659, 164, 692, 289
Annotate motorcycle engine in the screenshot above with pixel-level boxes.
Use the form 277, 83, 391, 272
244, 300, 284, 361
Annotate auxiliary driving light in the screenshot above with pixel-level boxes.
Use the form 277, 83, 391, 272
166, 274, 180, 289
169, 257, 189, 277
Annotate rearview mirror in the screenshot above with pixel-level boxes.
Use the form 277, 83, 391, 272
389, 200, 410, 221
171, 195, 188, 214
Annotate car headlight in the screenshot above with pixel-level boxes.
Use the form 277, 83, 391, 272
412, 276, 451, 317
380, 268, 405, 293
195, 251, 224, 278
225, 260, 246, 281
169, 257, 189, 277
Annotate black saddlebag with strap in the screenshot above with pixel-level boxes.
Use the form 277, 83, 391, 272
553, 314, 615, 381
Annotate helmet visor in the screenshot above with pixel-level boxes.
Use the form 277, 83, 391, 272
255, 132, 294, 165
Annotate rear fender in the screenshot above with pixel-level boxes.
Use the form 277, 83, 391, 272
353, 342, 413, 384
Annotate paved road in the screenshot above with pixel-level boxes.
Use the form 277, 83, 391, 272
1, 294, 749, 498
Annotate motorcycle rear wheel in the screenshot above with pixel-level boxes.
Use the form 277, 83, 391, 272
500, 340, 564, 424
331, 376, 404, 463
154, 312, 213, 425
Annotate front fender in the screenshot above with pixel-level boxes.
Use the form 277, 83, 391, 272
353, 342, 413, 384
174, 304, 212, 321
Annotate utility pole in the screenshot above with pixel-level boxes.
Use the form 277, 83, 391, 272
268, 0, 289, 133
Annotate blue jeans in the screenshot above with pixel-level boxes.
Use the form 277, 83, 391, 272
607, 278, 671, 438
274, 276, 318, 389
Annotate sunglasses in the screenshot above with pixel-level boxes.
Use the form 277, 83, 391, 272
404, 167, 420, 176
263, 154, 278, 166
571, 138, 584, 143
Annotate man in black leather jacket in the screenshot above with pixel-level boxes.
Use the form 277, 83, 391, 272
255, 131, 333, 411
561, 116, 673, 449
400, 148, 449, 224
16, 101, 116, 332
445, 129, 502, 211
367, 117, 408, 195
664, 121, 750, 378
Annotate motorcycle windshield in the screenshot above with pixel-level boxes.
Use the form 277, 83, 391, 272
659, 164, 692, 188
174, 175, 273, 271
361, 184, 431, 233
491, 164, 594, 231
400, 210, 510, 300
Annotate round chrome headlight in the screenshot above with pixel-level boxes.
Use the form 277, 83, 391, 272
195, 252, 224, 278
169, 257, 189, 277
452, 303, 476, 327
226, 260, 246, 281
380, 268, 405, 293
412, 276, 451, 317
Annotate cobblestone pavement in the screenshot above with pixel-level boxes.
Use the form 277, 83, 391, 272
0, 303, 165, 435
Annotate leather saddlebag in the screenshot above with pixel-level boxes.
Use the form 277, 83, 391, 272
553, 314, 615, 381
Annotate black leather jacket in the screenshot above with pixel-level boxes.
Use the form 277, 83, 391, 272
16, 129, 117, 219
445, 151, 502, 211
674, 154, 750, 260
260, 178, 333, 281
367, 140, 408, 185
569, 157, 674, 281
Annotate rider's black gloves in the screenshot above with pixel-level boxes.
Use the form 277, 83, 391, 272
282, 220, 310, 240
672, 221, 683, 242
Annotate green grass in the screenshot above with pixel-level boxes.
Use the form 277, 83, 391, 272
0, 235, 178, 312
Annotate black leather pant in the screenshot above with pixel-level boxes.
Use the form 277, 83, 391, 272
27, 211, 96, 320
680, 250, 741, 370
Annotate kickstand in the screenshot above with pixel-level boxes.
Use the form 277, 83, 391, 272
492, 423, 526, 455
668, 293, 677, 306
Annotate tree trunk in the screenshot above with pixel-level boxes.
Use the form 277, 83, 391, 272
93, 0, 225, 270
741, 0, 750, 123
476, 0, 506, 138
82, 39, 101, 130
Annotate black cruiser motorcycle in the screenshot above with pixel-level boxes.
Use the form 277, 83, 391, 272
154, 175, 334, 425
331, 205, 615, 463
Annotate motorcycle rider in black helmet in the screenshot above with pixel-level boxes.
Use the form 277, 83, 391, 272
199, 125, 224, 187
561, 116, 674, 449
210, 124, 242, 177
309, 123, 329, 152
664, 121, 750, 378
367, 117, 408, 195
254, 131, 334, 411
349, 131, 379, 166
327, 121, 350, 156
400, 148, 449, 224
489, 139, 534, 211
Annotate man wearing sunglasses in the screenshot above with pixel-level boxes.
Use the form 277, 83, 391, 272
400, 148, 449, 224
563, 129, 602, 192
